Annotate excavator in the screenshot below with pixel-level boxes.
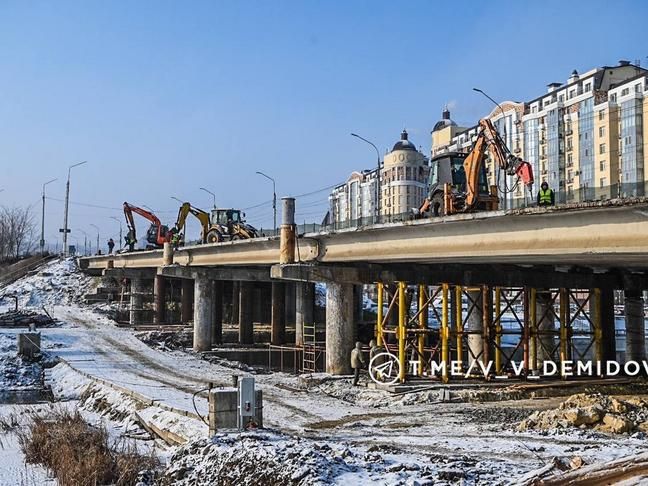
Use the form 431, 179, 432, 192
173, 202, 258, 244
419, 118, 534, 217
123, 202, 174, 251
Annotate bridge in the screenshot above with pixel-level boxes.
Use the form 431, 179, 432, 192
79, 198, 648, 383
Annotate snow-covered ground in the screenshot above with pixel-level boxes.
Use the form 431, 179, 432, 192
2, 258, 648, 484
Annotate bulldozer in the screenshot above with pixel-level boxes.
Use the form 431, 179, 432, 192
173, 203, 258, 244
419, 118, 534, 217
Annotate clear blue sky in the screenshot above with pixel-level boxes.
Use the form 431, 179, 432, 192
1, 0, 647, 249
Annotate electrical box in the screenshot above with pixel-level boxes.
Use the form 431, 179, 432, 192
238, 377, 256, 417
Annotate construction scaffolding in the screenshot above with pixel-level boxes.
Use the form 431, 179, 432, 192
373, 283, 604, 383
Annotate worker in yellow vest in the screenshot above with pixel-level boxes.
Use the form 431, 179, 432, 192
537, 181, 555, 207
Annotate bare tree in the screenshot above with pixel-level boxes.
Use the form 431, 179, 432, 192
0, 206, 37, 261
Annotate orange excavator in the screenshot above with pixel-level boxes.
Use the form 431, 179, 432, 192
123, 202, 174, 251
419, 118, 534, 217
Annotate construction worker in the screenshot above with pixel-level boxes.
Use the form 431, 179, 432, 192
537, 181, 555, 207
107, 238, 115, 254
125, 231, 136, 252
350, 341, 366, 386
171, 231, 182, 249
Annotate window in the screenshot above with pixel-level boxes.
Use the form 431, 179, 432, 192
585, 148, 590, 156
567, 153, 573, 165
600, 160, 606, 171
599, 110, 605, 120
569, 89, 576, 99
567, 137, 573, 149
625, 136, 632, 145
567, 169, 573, 179
621, 88, 630, 96
599, 126, 606, 137
559, 94, 564, 102
636, 84, 642, 93
599, 143, 606, 154
600, 177, 607, 188
584, 83, 591, 92
610, 93, 617, 102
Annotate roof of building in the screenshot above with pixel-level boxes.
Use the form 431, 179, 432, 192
432, 107, 458, 133
391, 129, 417, 151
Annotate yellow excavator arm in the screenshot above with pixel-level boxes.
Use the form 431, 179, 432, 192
174, 203, 212, 243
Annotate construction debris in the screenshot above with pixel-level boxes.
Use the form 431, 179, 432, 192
518, 393, 648, 434
0, 309, 55, 328
135, 330, 193, 351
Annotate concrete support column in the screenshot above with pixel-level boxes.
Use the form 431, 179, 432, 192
232, 282, 240, 325
285, 282, 296, 326
325, 282, 354, 375
536, 290, 556, 361
212, 281, 224, 346
353, 285, 364, 326
625, 289, 645, 362
153, 275, 166, 324
271, 282, 286, 345
181, 279, 193, 324
466, 289, 483, 365
594, 287, 616, 364
129, 278, 145, 326
295, 282, 315, 346
193, 275, 213, 352
239, 282, 254, 345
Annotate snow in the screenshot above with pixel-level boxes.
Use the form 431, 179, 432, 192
2, 258, 648, 484
0, 405, 56, 486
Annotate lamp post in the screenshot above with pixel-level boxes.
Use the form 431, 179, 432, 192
76, 229, 89, 256
351, 133, 381, 222
62, 161, 87, 256
41, 178, 57, 255
90, 224, 100, 255
199, 187, 216, 209
255, 172, 276, 234
473, 88, 507, 140
109, 217, 122, 249
473, 87, 511, 208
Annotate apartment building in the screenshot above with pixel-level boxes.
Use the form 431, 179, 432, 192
432, 61, 648, 205
328, 168, 378, 226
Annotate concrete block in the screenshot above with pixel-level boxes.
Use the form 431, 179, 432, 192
18, 332, 41, 359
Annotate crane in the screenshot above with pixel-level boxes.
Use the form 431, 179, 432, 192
123, 202, 173, 251
419, 118, 534, 217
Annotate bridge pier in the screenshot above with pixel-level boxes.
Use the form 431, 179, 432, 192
239, 282, 254, 344
466, 289, 484, 366
271, 281, 286, 345
326, 282, 354, 375
295, 282, 315, 346
625, 289, 645, 362
597, 288, 617, 364
154, 275, 166, 324
193, 275, 213, 352
129, 277, 145, 326
536, 290, 556, 362
181, 279, 193, 325
212, 281, 223, 346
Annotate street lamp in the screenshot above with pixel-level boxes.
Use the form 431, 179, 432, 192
90, 224, 100, 255
474, 87, 511, 208
199, 187, 216, 209
109, 216, 122, 249
41, 178, 57, 255
76, 229, 89, 256
62, 160, 88, 256
472, 88, 507, 139
255, 172, 276, 234
351, 133, 382, 221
